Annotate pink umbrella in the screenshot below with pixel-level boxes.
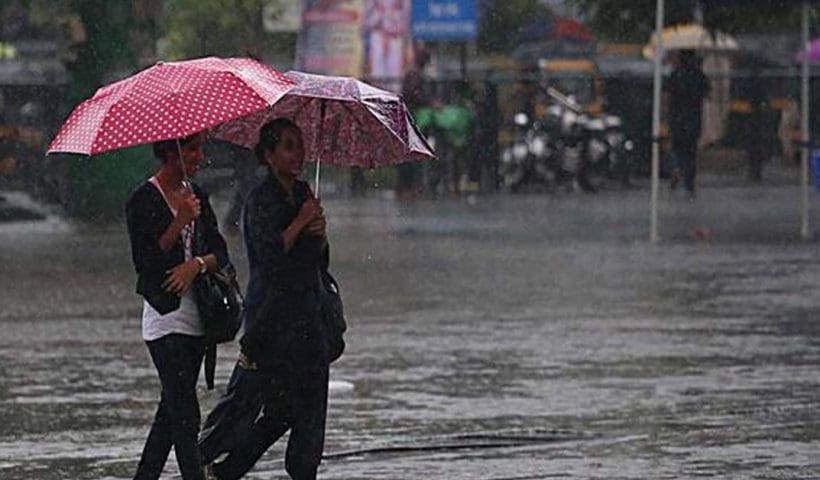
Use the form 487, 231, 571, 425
212, 71, 435, 193
47, 57, 294, 156
554, 17, 596, 43
795, 38, 820, 64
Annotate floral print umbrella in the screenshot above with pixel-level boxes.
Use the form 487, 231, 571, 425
212, 71, 435, 169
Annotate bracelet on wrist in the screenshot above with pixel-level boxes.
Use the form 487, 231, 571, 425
194, 256, 207, 274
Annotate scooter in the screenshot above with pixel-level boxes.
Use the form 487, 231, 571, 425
500, 107, 568, 191
544, 87, 634, 192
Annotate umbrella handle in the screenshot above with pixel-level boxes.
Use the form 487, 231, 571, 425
314, 155, 321, 198
176, 139, 192, 193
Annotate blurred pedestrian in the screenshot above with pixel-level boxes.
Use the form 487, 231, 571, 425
125, 133, 230, 480
474, 77, 499, 192
199, 119, 332, 480
666, 50, 709, 198
440, 81, 476, 194
223, 145, 259, 232
397, 45, 430, 199
778, 95, 800, 165
0, 138, 18, 192
745, 68, 768, 182
511, 64, 539, 121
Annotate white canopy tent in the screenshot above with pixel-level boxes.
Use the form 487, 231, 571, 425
649, 0, 816, 243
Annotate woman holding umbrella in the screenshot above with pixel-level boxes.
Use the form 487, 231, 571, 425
125, 132, 230, 480
45, 56, 298, 480
199, 118, 330, 480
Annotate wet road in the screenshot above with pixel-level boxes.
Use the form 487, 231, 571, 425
1, 182, 820, 479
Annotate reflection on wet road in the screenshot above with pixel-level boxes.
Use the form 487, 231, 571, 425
1, 185, 819, 478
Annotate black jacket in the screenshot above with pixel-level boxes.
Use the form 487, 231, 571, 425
240, 175, 328, 368
667, 66, 710, 140
125, 180, 229, 314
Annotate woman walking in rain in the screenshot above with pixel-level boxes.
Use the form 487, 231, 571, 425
199, 118, 331, 480
125, 133, 230, 480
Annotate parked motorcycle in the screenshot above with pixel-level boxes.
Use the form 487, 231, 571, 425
500, 112, 545, 192
544, 87, 635, 192
499, 86, 635, 194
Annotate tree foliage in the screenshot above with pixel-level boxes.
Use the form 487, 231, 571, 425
67, 1, 137, 101
477, 0, 554, 52
13, 0, 296, 101
162, 0, 295, 60
11, 0, 160, 104
569, 0, 804, 43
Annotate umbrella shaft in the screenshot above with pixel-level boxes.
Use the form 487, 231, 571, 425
314, 98, 327, 198
176, 139, 192, 192
314, 156, 322, 198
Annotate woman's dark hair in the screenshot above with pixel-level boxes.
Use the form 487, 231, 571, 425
255, 118, 300, 165
153, 133, 200, 162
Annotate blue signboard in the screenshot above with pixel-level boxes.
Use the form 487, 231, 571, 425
412, 0, 477, 41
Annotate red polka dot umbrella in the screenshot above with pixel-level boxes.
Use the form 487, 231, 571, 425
47, 57, 294, 156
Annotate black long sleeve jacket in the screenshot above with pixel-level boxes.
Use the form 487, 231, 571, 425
125, 181, 229, 314
240, 175, 328, 367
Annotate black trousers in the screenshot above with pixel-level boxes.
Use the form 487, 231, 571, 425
672, 132, 699, 193
199, 361, 329, 480
135, 334, 205, 480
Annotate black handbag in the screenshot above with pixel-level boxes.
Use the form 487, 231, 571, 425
194, 262, 243, 389
191, 218, 243, 346
318, 269, 346, 363
191, 208, 243, 389
195, 263, 243, 343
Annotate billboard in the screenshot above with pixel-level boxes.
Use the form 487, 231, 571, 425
411, 0, 477, 41
295, 0, 365, 77
363, 0, 412, 88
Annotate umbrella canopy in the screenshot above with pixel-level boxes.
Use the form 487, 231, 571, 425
47, 57, 294, 156
213, 71, 435, 168
518, 15, 595, 44
514, 15, 596, 64
643, 23, 739, 59
553, 17, 596, 43
794, 37, 820, 64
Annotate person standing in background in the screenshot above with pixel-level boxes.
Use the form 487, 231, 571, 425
666, 50, 710, 199
396, 45, 430, 199
223, 145, 259, 232
744, 67, 769, 183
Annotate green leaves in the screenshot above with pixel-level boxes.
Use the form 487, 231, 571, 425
162, 0, 295, 59
569, 0, 804, 43
477, 0, 553, 52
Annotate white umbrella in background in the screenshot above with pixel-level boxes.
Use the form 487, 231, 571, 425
643, 23, 739, 60
649, 1, 816, 243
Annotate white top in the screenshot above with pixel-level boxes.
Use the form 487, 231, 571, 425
141, 177, 203, 341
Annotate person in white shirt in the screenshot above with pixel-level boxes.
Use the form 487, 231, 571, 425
125, 132, 230, 480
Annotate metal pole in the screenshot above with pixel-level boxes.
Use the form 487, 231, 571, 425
801, 1, 811, 240
651, 0, 665, 244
